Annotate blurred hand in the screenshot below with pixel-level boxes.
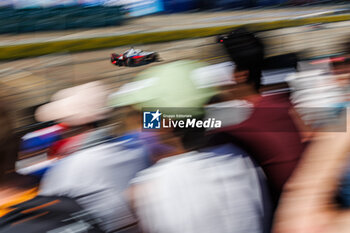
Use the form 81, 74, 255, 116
273, 186, 350, 233
273, 111, 350, 233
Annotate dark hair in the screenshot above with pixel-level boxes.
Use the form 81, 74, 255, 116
235, 58, 263, 91
220, 27, 264, 91
171, 112, 208, 150
173, 126, 207, 150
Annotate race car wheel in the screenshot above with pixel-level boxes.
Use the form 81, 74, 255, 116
111, 53, 120, 66
152, 53, 159, 62
151, 55, 156, 62
126, 58, 134, 66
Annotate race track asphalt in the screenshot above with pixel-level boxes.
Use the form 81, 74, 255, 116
3, 20, 350, 128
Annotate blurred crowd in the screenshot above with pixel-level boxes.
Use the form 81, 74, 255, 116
2, 27, 350, 233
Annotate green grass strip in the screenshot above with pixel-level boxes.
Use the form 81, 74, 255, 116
1, 13, 350, 60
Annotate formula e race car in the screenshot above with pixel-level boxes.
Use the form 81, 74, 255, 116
111, 48, 159, 66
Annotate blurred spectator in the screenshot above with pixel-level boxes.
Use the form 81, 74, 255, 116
0, 95, 38, 217
111, 61, 272, 233
38, 81, 151, 232
129, 143, 271, 233
35, 81, 112, 158
211, 32, 306, 202
0, 87, 104, 232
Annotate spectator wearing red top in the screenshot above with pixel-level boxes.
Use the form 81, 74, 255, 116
208, 60, 305, 203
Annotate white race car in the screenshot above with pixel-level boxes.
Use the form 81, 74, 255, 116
111, 47, 159, 66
